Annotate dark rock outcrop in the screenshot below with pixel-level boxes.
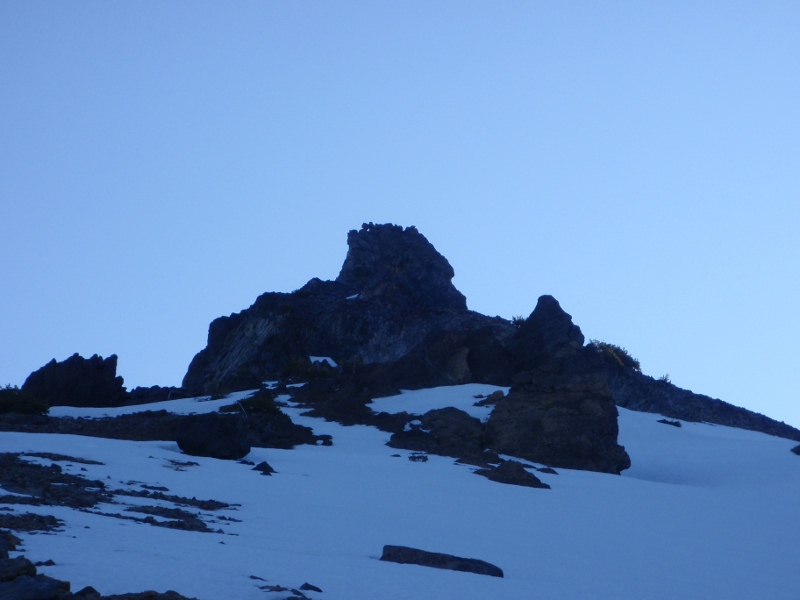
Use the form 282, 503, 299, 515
22, 354, 128, 408
175, 413, 251, 460
486, 297, 631, 474
387, 408, 484, 459
608, 368, 800, 442
182, 223, 514, 394
380, 545, 503, 578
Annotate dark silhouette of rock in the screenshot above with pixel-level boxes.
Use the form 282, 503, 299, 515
336, 223, 467, 311
177, 223, 800, 473
175, 413, 251, 460
22, 353, 128, 408
252, 461, 275, 476
510, 294, 585, 364
486, 297, 631, 474
380, 545, 504, 578
657, 418, 682, 427
182, 223, 513, 395
608, 367, 800, 442
0, 573, 70, 599
474, 459, 551, 489
791, 444, 800, 456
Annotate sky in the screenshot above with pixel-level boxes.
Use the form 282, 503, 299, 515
2, 2, 799, 427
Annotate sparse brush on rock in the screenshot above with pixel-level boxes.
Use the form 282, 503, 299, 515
0, 385, 48, 415
588, 340, 641, 372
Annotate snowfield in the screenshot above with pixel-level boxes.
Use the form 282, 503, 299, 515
2, 385, 799, 599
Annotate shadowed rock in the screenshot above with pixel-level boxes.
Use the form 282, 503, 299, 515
22, 353, 128, 408
380, 545, 503, 578
175, 413, 251, 460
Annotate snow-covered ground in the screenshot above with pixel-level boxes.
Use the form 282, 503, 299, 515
2, 386, 799, 599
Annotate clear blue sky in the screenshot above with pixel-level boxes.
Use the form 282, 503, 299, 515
2, 2, 798, 427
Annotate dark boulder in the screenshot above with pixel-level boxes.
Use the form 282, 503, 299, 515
387, 407, 484, 459
252, 461, 276, 476
486, 374, 631, 474
175, 413, 251, 460
0, 573, 69, 600
380, 545, 503, 578
486, 299, 631, 474
0, 556, 37, 582
791, 444, 800, 456
22, 353, 128, 408
336, 223, 467, 311
474, 459, 550, 489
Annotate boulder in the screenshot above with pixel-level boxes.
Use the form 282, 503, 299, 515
0, 556, 36, 582
0, 574, 69, 600
474, 459, 550, 489
387, 407, 484, 459
380, 544, 503, 578
486, 377, 631, 475
486, 299, 631, 475
175, 413, 251, 460
22, 353, 128, 408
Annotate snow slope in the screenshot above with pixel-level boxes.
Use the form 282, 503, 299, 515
2, 386, 799, 599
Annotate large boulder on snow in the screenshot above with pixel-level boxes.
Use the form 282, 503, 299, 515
380, 545, 504, 578
176, 413, 251, 460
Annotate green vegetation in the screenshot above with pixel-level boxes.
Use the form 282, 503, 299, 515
588, 340, 641, 372
510, 315, 526, 328
0, 384, 49, 415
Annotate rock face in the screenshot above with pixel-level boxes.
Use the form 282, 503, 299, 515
380, 545, 504, 578
183, 223, 513, 394
175, 413, 251, 460
22, 353, 128, 408
485, 297, 632, 474
177, 223, 800, 477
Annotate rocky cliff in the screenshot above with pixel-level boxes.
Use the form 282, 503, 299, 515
182, 223, 513, 394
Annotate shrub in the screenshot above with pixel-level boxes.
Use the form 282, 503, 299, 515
0, 384, 49, 415
588, 340, 641, 372
510, 315, 526, 328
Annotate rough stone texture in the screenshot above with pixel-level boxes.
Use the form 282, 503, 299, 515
175, 413, 251, 460
387, 408, 484, 459
487, 378, 631, 474
510, 295, 585, 366
380, 545, 503, 578
182, 223, 514, 394
336, 223, 467, 311
0, 573, 69, 599
0, 556, 37, 582
22, 353, 128, 408
486, 297, 631, 474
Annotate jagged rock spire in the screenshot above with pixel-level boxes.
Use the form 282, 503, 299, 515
336, 223, 467, 311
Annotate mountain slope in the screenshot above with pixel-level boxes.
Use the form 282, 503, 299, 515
3, 386, 798, 599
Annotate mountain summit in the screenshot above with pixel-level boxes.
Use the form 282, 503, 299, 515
182, 223, 506, 394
